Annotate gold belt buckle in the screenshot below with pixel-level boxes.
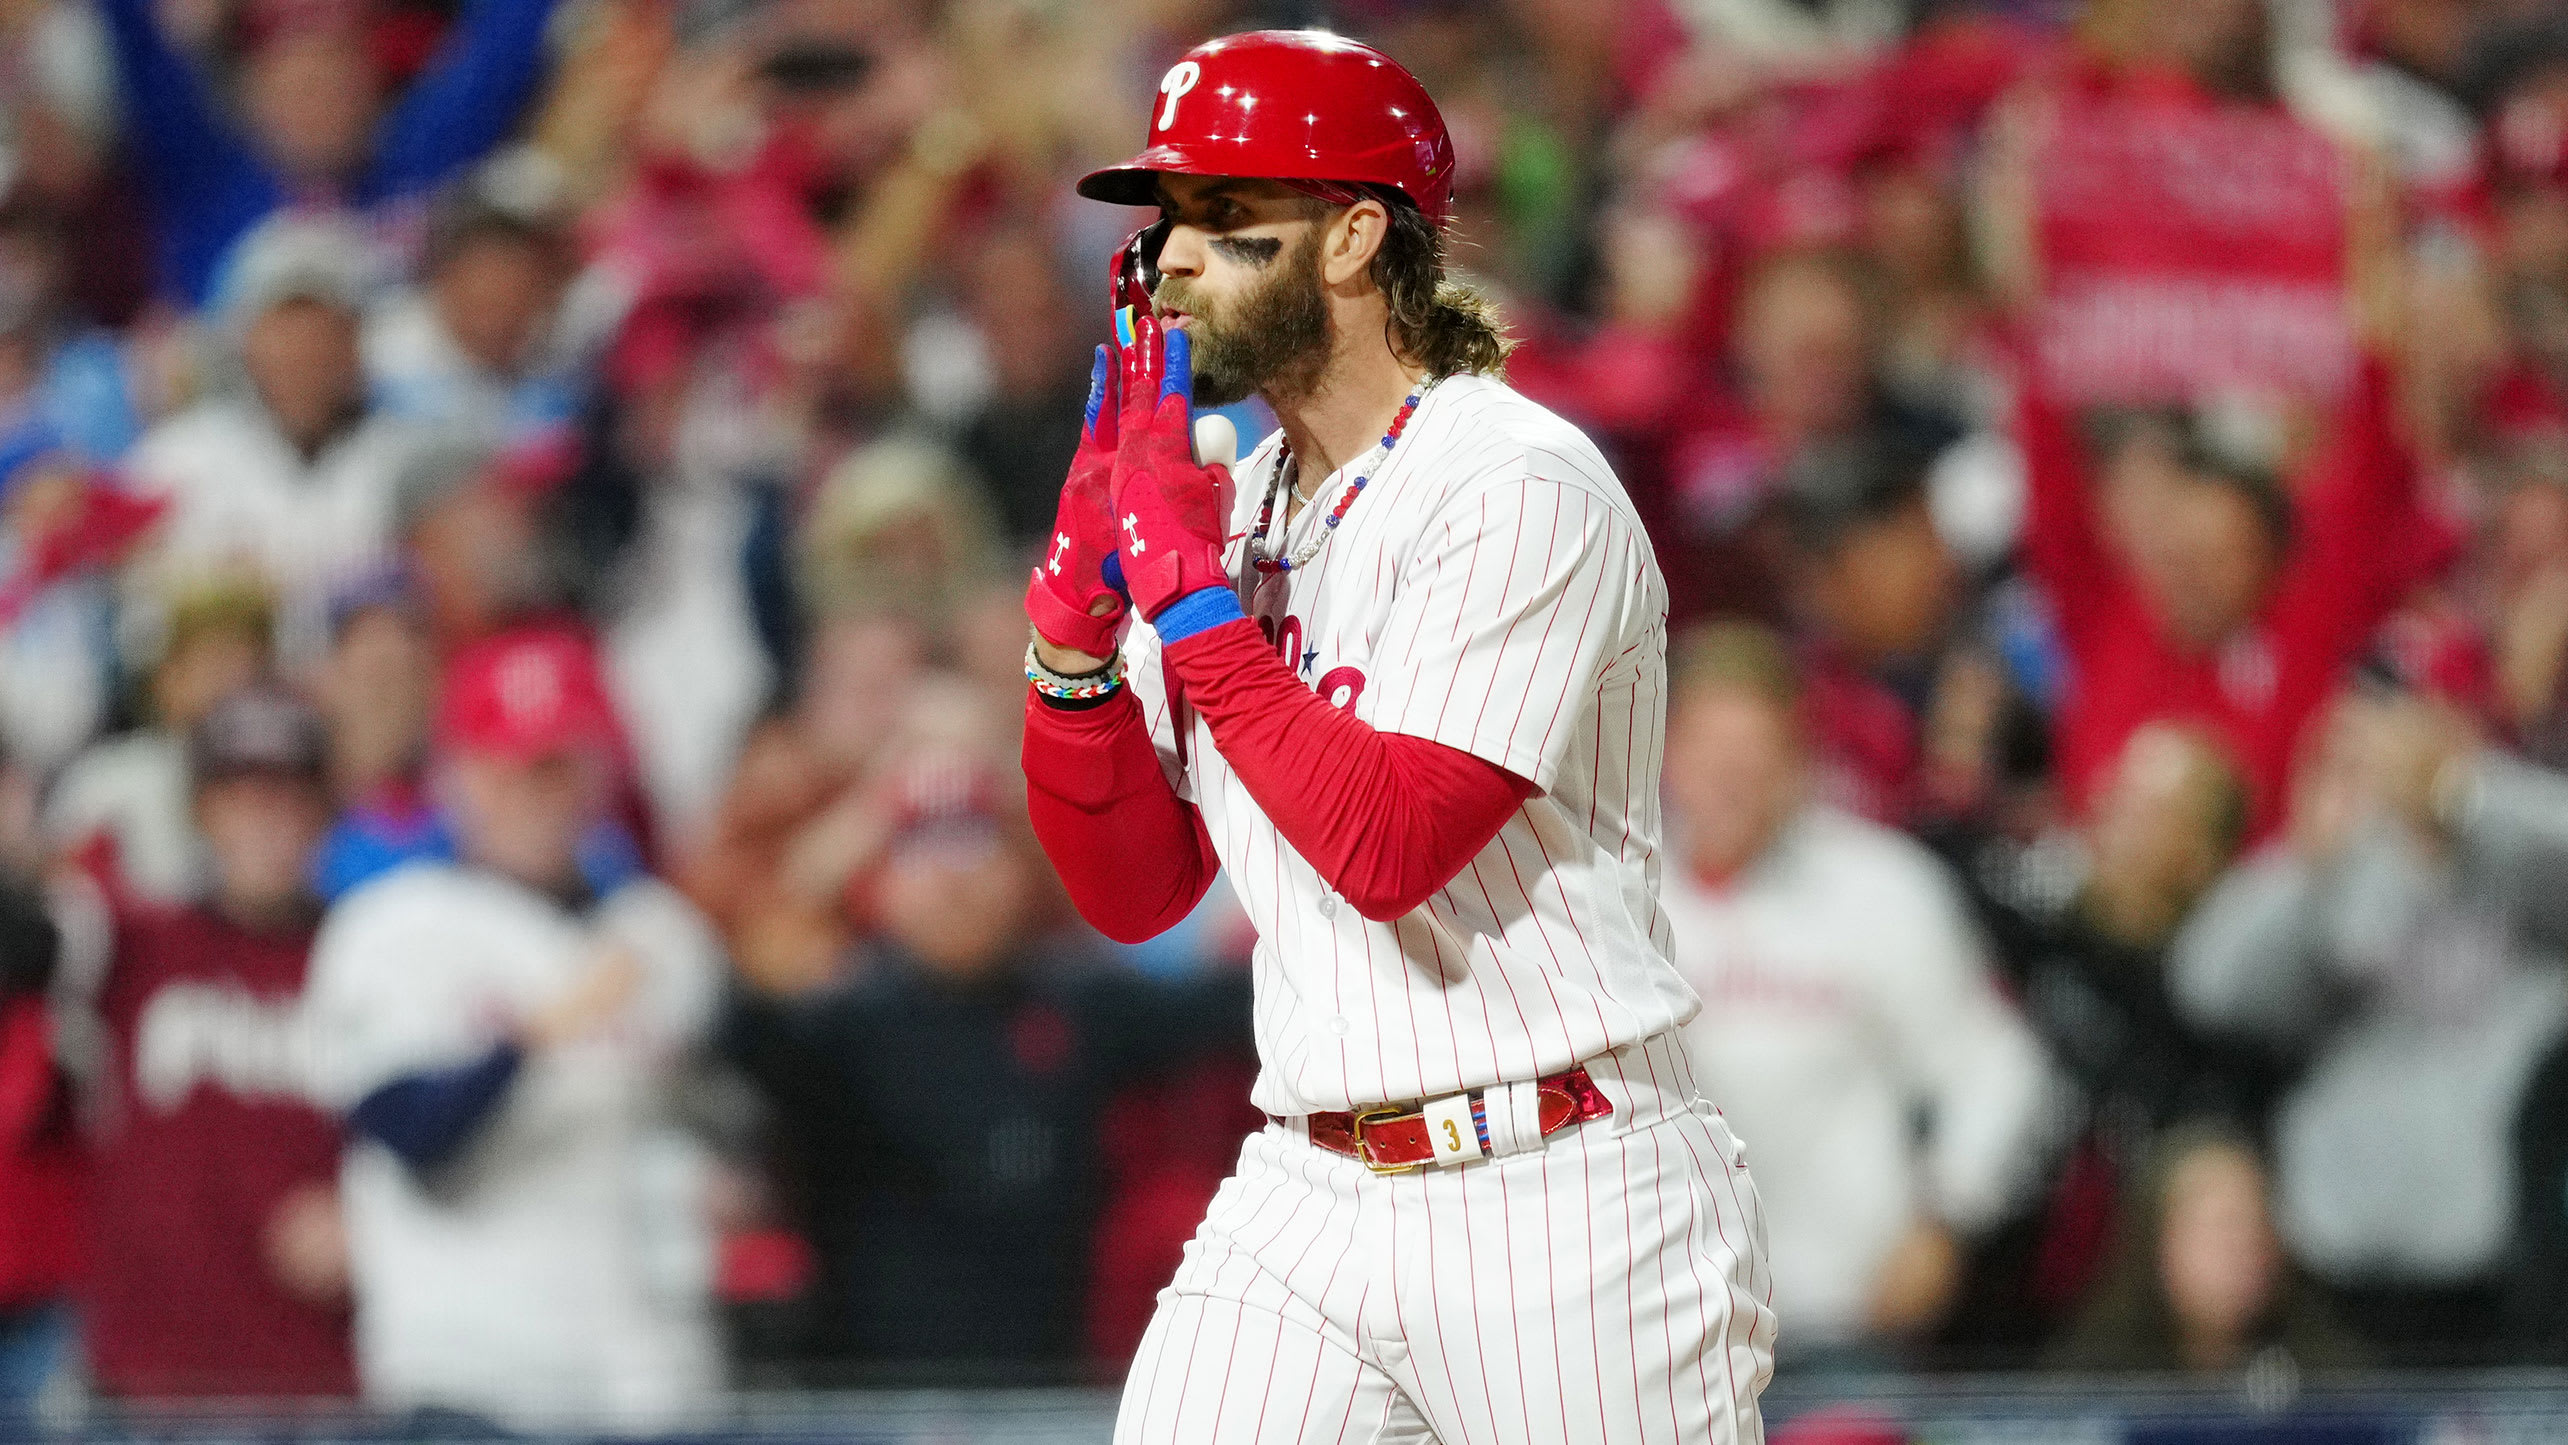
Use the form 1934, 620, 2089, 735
1350, 1105, 1423, 1175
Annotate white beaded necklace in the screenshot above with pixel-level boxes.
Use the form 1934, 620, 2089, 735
1248, 375, 1437, 578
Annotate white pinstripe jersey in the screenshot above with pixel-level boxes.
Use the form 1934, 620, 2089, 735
1124, 373, 1701, 1116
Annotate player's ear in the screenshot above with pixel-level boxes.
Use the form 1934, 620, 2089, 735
1321, 197, 1391, 289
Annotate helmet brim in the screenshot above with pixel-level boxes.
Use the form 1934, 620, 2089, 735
1075, 148, 1203, 208
1076, 146, 1445, 225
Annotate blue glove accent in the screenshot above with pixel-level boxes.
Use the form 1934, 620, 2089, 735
1083, 345, 1110, 436
1101, 551, 1127, 595
1153, 585, 1245, 645
1163, 327, 1193, 405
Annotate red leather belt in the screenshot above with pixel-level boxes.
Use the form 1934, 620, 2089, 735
1290, 1066, 1614, 1173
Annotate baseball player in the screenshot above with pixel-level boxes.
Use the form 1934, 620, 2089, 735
1020, 30, 1776, 1444
301, 630, 723, 1434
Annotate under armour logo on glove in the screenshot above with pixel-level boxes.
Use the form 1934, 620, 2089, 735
1108, 321, 1235, 620
1023, 343, 1133, 658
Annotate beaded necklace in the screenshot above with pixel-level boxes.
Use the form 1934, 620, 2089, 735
1249, 376, 1434, 576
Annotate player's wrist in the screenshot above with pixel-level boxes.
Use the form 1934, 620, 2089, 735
1147, 585, 1245, 643
1029, 631, 1113, 675
1027, 645, 1125, 712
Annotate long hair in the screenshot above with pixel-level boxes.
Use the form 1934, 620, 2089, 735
2047, 1121, 2366, 1375
1365, 188, 1514, 380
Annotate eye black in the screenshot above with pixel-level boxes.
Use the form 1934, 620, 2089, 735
1209, 236, 1283, 266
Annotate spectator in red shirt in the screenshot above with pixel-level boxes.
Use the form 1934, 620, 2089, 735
74, 687, 355, 1399
2016, 353, 2444, 831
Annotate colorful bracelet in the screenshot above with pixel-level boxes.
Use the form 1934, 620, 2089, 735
1025, 643, 1125, 701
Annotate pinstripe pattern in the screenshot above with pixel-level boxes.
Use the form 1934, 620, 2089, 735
1123, 376, 1700, 1118
1113, 1034, 1777, 1444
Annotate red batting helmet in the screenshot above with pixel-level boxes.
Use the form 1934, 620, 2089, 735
1077, 30, 1456, 226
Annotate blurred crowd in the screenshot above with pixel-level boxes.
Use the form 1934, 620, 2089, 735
5, 0, 2568, 1428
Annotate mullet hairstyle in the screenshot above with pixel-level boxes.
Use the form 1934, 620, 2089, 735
1361, 186, 1515, 380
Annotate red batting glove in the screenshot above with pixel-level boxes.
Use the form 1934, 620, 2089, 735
1024, 345, 1130, 657
1110, 317, 1234, 621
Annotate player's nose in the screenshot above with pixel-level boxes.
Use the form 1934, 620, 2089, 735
1155, 223, 1206, 279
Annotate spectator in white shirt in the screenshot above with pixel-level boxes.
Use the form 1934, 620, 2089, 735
304, 628, 722, 1432
1663, 621, 2058, 1361
366, 153, 608, 439
122, 216, 414, 670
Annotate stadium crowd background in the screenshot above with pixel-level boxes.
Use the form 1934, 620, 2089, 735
6, 0, 2568, 1431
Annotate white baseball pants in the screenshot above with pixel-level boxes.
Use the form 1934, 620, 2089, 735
1113, 1032, 1777, 1445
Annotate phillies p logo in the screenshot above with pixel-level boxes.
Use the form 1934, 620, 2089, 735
1156, 62, 1201, 132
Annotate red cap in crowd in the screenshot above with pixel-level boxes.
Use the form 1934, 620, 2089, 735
1078, 30, 1456, 225
436, 629, 620, 763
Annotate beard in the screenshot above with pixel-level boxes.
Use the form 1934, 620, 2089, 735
1155, 226, 1330, 407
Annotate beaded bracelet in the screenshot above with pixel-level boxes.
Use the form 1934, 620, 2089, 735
1025, 643, 1125, 702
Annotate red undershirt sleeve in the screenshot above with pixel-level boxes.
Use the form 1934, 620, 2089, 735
1021, 688, 1220, 944
1160, 618, 1537, 923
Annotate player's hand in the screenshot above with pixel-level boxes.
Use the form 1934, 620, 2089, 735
1024, 344, 1129, 660
1110, 318, 1234, 620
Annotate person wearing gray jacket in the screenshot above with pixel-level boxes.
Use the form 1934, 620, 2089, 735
2170, 692, 2568, 1359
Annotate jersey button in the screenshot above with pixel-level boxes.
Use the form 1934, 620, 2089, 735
1318, 890, 1339, 918
1328, 1016, 1352, 1037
